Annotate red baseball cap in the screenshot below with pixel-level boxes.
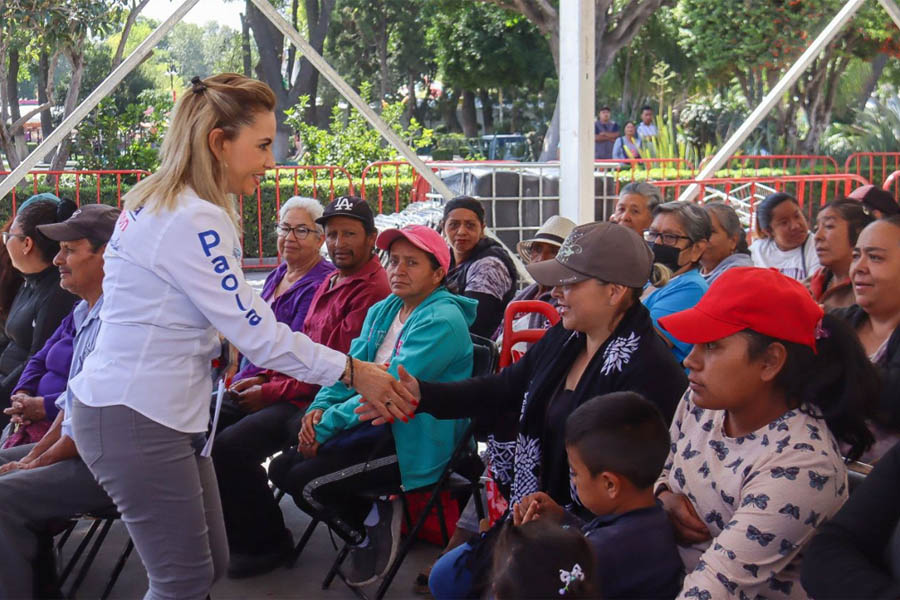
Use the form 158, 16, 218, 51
376, 225, 451, 273
658, 267, 824, 351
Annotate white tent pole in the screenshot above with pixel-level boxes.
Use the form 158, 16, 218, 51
0, 0, 201, 201
878, 0, 900, 28
558, 0, 595, 224
249, 0, 455, 201
677, 0, 867, 203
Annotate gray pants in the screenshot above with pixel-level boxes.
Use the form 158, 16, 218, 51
0, 443, 114, 599
71, 400, 228, 600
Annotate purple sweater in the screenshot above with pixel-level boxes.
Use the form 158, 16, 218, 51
233, 258, 334, 381
14, 310, 76, 421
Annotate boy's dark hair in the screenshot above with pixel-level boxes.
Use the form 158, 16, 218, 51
493, 520, 598, 599
564, 392, 670, 488
641, 105, 653, 113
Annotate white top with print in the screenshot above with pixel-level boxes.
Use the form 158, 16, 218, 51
658, 392, 848, 600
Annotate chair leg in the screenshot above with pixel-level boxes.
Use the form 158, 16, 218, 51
58, 519, 103, 585
288, 518, 319, 568
55, 521, 77, 554
472, 482, 486, 521
100, 538, 134, 600
434, 493, 451, 547
68, 518, 115, 597
322, 542, 351, 590
375, 489, 444, 600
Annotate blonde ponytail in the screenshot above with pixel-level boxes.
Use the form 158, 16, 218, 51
123, 73, 277, 229
650, 263, 672, 288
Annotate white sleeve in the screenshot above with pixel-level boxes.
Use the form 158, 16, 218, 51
153, 205, 345, 387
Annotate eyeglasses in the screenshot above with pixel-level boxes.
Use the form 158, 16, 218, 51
644, 230, 692, 246
1, 232, 24, 244
276, 224, 317, 240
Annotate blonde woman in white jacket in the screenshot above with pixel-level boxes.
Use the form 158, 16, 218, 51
68, 74, 414, 600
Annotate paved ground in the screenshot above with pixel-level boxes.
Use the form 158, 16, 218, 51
66, 494, 441, 599
66, 269, 441, 599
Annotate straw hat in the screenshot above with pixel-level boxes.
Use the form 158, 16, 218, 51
516, 215, 577, 264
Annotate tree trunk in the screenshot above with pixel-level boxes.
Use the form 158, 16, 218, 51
406, 70, 417, 124
247, 0, 335, 162
49, 47, 85, 171
6, 49, 26, 162
376, 11, 390, 103
113, 0, 150, 68
440, 88, 462, 133
621, 50, 631, 115
855, 52, 888, 114
479, 89, 493, 134
240, 6, 252, 77
286, 0, 299, 79
38, 51, 53, 149
461, 90, 478, 138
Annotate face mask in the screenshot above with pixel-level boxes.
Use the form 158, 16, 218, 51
650, 242, 683, 272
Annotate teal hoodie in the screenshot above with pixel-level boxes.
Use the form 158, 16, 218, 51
309, 286, 477, 491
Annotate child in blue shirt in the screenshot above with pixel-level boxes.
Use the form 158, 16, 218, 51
514, 392, 683, 599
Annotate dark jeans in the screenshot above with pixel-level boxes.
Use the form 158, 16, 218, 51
268, 423, 401, 544
211, 402, 303, 554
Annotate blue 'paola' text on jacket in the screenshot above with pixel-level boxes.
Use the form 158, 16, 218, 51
198, 229, 261, 326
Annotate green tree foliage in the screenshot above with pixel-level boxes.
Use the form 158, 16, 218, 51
285, 82, 432, 173
677, 0, 900, 152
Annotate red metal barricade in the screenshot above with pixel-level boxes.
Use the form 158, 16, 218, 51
360, 160, 423, 213
845, 153, 900, 195
0, 169, 150, 213
654, 173, 871, 231
721, 155, 840, 177
237, 165, 355, 270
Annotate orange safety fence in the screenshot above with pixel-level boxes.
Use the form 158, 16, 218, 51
0, 169, 150, 213
722, 155, 840, 176
610, 158, 695, 195
360, 160, 422, 213
653, 173, 871, 230
845, 153, 900, 195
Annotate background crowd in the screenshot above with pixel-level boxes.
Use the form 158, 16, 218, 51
1, 73, 899, 600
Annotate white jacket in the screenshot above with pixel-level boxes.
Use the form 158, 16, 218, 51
69, 188, 345, 433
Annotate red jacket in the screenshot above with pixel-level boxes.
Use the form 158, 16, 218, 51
259, 255, 391, 406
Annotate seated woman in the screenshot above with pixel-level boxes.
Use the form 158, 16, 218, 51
0, 198, 77, 428
655, 267, 876, 600
369, 222, 687, 600
800, 440, 900, 598
609, 181, 663, 236
228, 196, 332, 387
699, 201, 753, 284
502, 214, 576, 337
612, 121, 642, 160
833, 216, 900, 462
750, 192, 820, 280
642, 200, 711, 364
268, 225, 474, 586
2, 311, 76, 447
443, 196, 518, 338
806, 199, 872, 311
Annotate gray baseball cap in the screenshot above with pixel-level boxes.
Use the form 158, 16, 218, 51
525, 221, 652, 288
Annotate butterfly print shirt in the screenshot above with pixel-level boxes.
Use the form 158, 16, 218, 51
658, 392, 849, 600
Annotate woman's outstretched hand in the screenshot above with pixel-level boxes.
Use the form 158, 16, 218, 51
352, 361, 419, 425
355, 364, 421, 425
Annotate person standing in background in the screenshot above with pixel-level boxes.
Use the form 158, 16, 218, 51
594, 106, 620, 160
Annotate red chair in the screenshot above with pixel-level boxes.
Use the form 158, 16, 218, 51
499, 300, 561, 368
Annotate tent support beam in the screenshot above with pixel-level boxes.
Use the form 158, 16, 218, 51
677, 0, 868, 202
248, 0, 455, 200
0, 0, 201, 200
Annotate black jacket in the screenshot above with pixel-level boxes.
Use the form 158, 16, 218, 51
833, 304, 900, 430
446, 237, 518, 337
801, 441, 900, 599
418, 302, 687, 506
0, 266, 76, 407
